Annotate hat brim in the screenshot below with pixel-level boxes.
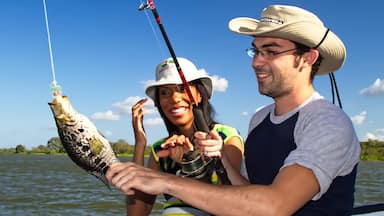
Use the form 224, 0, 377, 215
229, 17, 346, 75
145, 76, 213, 102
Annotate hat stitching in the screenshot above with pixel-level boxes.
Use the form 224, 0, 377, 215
260, 17, 284, 25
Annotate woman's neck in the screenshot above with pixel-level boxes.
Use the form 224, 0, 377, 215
177, 122, 195, 138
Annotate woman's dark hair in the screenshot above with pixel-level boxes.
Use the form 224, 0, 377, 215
154, 80, 217, 136
294, 41, 323, 82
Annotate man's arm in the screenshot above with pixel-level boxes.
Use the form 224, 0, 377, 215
107, 162, 319, 216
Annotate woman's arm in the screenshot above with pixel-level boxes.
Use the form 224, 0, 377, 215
131, 98, 147, 165
194, 130, 249, 185
221, 136, 249, 185
126, 155, 159, 216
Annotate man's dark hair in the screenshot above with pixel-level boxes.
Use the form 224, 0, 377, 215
294, 42, 323, 81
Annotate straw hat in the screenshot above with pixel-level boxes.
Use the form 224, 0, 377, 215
145, 57, 213, 101
228, 5, 346, 75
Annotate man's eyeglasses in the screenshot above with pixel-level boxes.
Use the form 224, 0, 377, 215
246, 47, 297, 60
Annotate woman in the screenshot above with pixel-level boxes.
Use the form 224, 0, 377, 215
127, 57, 244, 216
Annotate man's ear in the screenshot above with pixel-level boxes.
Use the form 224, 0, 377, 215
304, 49, 320, 66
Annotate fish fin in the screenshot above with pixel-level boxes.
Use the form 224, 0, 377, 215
97, 130, 108, 139
89, 171, 112, 190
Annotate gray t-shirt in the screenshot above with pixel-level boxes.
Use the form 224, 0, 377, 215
246, 92, 360, 200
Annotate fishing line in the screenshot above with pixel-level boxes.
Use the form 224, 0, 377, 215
139, 0, 196, 105
42, 0, 61, 94
138, 0, 166, 58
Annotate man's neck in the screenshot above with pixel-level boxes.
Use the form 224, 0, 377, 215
274, 86, 315, 116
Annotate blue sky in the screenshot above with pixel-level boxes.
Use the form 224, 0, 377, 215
1, 0, 383, 149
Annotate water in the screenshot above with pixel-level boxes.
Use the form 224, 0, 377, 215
0, 154, 162, 216
0, 154, 383, 215
354, 161, 384, 206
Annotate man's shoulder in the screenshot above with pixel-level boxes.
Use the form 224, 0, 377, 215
301, 98, 346, 119
251, 104, 274, 118
248, 104, 274, 132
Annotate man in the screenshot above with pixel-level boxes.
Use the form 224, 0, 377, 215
107, 5, 360, 215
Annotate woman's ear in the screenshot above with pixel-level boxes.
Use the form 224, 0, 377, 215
196, 94, 202, 103
194, 90, 202, 103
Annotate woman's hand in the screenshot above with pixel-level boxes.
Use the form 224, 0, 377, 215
131, 98, 149, 165
194, 130, 223, 158
132, 98, 148, 147
157, 134, 194, 162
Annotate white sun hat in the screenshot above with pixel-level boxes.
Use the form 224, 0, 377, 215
145, 57, 213, 101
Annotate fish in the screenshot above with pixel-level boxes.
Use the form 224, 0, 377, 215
48, 93, 119, 188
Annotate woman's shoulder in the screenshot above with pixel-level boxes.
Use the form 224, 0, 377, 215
213, 124, 239, 134
151, 137, 167, 153
213, 124, 243, 143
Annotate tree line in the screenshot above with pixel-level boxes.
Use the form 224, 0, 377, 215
359, 139, 384, 161
0, 137, 152, 156
0, 138, 383, 161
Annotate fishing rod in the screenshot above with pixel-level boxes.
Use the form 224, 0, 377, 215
139, 0, 231, 185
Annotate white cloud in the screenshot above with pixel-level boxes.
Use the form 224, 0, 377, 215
89, 96, 158, 122
112, 96, 142, 114
241, 111, 249, 116
112, 96, 156, 115
90, 110, 120, 121
211, 75, 228, 92
144, 117, 164, 126
365, 128, 384, 141
351, 111, 367, 125
240, 106, 268, 117
143, 80, 155, 90
359, 78, 384, 96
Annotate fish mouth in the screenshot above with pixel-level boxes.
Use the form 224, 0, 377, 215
48, 95, 68, 105
48, 95, 72, 122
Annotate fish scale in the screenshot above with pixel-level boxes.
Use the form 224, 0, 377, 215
49, 94, 119, 188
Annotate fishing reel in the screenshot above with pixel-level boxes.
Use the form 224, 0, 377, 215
176, 150, 215, 184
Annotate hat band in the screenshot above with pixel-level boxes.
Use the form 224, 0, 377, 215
313, 28, 330, 49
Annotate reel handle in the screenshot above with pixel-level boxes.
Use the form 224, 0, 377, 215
192, 106, 232, 185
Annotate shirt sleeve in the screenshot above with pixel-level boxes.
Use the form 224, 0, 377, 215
283, 100, 360, 200
214, 124, 245, 155
151, 138, 166, 163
